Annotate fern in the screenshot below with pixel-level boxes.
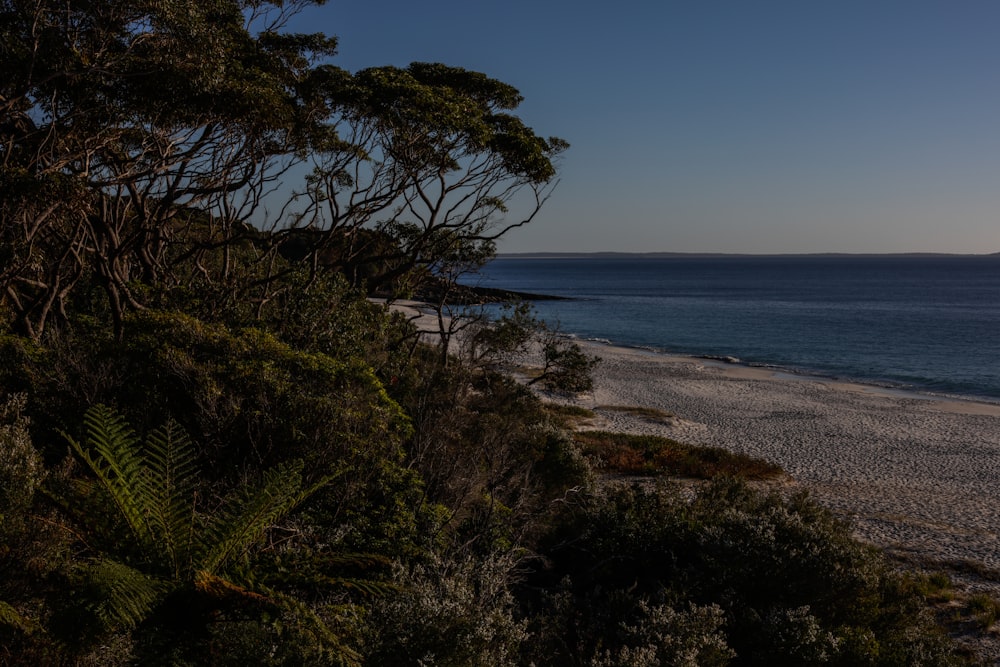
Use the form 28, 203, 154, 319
60, 406, 349, 651
65, 406, 156, 554
142, 419, 199, 579
199, 462, 315, 575
78, 558, 168, 631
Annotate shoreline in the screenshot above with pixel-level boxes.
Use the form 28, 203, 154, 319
387, 298, 1000, 588
542, 339, 1000, 592
564, 334, 1000, 409
578, 337, 1000, 415
390, 297, 1000, 656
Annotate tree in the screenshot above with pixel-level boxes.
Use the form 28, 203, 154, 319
283, 62, 566, 291
529, 337, 600, 394
0, 0, 337, 337
0, 0, 566, 339
462, 301, 600, 394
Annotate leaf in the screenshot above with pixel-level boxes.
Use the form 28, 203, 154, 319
142, 419, 199, 578
66, 406, 157, 553
198, 462, 329, 575
77, 559, 168, 631
194, 570, 271, 607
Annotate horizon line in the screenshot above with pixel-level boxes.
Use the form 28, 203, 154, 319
497, 250, 1000, 258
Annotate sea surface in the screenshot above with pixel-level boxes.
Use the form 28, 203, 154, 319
471, 254, 1000, 401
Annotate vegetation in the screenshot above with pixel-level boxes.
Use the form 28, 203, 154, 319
0, 0, 978, 664
522, 481, 965, 666
598, 404, 677, 421
574, 430, 785, 480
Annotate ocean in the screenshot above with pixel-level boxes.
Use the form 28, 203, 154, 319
471, 254, 1000, 401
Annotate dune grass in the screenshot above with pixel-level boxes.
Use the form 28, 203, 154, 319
597, 404, 676, 420
543, 403, 597, 428
573, 430, 783, 480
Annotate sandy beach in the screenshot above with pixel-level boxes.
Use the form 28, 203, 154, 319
389, 298, 1000, 586
386, 298, 1000, 657
545, 340, 1000, 593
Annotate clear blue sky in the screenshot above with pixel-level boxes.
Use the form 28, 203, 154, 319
290, 1, 1000, 254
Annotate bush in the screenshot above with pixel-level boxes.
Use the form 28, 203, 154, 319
0, 394, 43, 514
391, 356, 594, 552
522, 479, 963, 665
363, 553, 528, 666
573, 430, 783, 479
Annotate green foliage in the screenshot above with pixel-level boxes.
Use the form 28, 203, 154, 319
0, 0, 345, 337
0, 600, 35, 634
344, 62, 565, 183
0, 393, 51, 644
52, 405, 379, 663
363, 553, 528, 666
966, 593, 1000, 629
523, 479, 963, 665
390, 358, 593, 552
573, 430, 784, 480
251, 270, 414, 375
464, 301, 540, 369
460, 303, 600, 395
61, 405, 327, 582
0, 393, 43, 515
531, 339, 601, 394
589, 600, 735, 667
11, 310, 411, 478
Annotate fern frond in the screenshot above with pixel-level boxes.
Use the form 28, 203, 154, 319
198, 462, 326, 575
78, 558, 168, 631
67, 406, 156, 552
142, 419, 199, 578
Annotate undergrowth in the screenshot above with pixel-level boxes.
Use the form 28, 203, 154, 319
573, 430, 784, 480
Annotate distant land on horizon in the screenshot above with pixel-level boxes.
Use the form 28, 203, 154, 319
497, 251, 1000, 259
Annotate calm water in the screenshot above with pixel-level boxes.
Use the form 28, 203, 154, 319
472, 255, 1000, 401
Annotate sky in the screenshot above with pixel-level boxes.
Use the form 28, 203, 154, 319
288, 1, 1000, 254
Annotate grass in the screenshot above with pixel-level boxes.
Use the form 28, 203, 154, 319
572, 430, 783, 480
967, 593, 1000, 629
543, 403, 597, 428
596, 405, 676, 421
546, 403, 596, 419
904, 571, 955, 604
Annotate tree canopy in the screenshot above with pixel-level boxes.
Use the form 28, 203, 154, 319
0, 0, 565, 338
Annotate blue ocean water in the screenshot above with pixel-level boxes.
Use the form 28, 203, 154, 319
472, 255, 1000, 401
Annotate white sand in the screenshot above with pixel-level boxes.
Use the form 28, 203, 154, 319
544, 341, 1000, 591
385, 300, 1000, 655
384, 298, 1000, 588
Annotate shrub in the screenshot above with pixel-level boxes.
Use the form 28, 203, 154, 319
363, 553, 528, 666
522, 479, 963, 665
967, 593, 1000, 629
0, 394, 43, 514
391, 357, 593, 553
573, 430, 783, 479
